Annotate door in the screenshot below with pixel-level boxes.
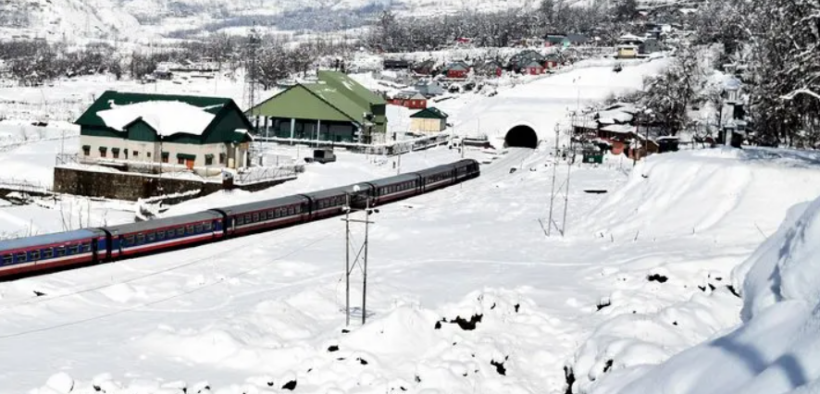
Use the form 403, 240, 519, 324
186, 159, 194, 169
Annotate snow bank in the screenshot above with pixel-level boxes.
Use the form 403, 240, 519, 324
587, 195, 820, 394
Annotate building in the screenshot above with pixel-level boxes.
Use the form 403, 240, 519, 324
413, 59, 437, 76
410, 107, 448, 133
522, 60, 545, 75
544, 53, 561, 70
74, 91, 253, 170
508, 49, 545, 71
566, 33, 589, 46
639, 38, 663, 54
443, 61, 470, 79
384, 59, 410, 70
616, 34, 645, 59
415, 80, 447, 98
247, 70, 387, 144
544, 34, 569, 47
475, 60, 503, 77
390, 90, 427, 109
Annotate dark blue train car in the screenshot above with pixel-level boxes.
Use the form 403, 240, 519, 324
104, 211, 224, 258
212, 195, 310, 236
0, 229, 107, 276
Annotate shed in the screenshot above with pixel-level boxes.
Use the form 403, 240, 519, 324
410, 107, 448, 133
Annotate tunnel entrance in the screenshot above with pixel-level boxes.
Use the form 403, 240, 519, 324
504, 125, 538, 149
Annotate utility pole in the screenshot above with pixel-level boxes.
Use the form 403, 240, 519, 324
547, 123, 559, 236
341, 193, 377, 326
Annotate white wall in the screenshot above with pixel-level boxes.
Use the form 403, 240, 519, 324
78, 135, 249, 169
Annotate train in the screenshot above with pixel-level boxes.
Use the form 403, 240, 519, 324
0, 159, 481, 280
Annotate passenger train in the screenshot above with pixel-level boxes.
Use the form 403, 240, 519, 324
0, 159, 480, 279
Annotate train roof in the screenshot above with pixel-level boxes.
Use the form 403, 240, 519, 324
303, 184, 368, 200
368, 173, 420, 187
104, 211, 222, 235
414, 162, 457, 176
0, 228, 105, 252
216, 194, 309, 215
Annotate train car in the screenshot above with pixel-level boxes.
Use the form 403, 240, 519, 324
453, 159, 481, 181
366, 173, 422, 205
0, 229, 107, 278
415, 162, 459, 192
212, 195, 310, 236
303, 185, 367, 219
103, 211, 224, 259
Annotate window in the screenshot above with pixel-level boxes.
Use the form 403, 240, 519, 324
205, 155, 214, 166
112, 150, 119, 159
236, 216, 244, 225
157, 231, 166, 240
244, 214, 251, 223
252, 213, 259, 222
219, 153, 226, 164
99, 147, 107, 158
178, 157, 185, 165
147, 233, 156, 242
177, 227, 184, 236
82, 243, 91, 253
126, 235, 135, 245
31, 250, 39, 260
162, 152, 169, 163
16, 253, 25, 262
195, 224, 203, 233
204, 222, 212, 231
147, 152, 151, 158
133, 151, 139, 158
56, 247, 65, 257
2, 255, 11, 265
82, 146, 90, 156
43, 249, 53, 259
70, 245, 79, 254
186, 225, 194, 234
288, 206, 295, 215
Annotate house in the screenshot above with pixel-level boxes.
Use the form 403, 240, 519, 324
443, 61, 470, 79
639, 38, 662, 54
544, 53, 561, 70
566, 33, 589, 46
522, 60, 545, 75
508, 49, 545, 71
414, 80, 446, 98
390, 90, 427, 109
544, 34, 569, 47
246, 70, 387, 144
412, 59, 436, 76
475, 60, 503, 77
616, 34, 645, 59
410, 107, 448, 133
74, 91, 253, 170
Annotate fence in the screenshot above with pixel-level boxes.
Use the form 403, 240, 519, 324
0, 178, 51, 195
253, 132, 452, 156
234, 164, 303, 186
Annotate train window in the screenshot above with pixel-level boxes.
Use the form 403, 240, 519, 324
252, 213, 259, 222
82, 243, 91, 253
158, 231, 166, 240
137, 234, 145, 244
186, 225, 194, 234
2, 255, 10, 265
126, 235, 135, 245
43, 249, 53, 259
204, 222, 212, 231
16, 253, 25, 262
147, 233, 156, 242
289, 206, 295, 215
244, 214, 251, 223
236, 216, 244, 225
177, 227, 184, 236
31, 250, 40, 260
56, 247, 65, 257
195, 224, 203, 233
70, 245, 79, 254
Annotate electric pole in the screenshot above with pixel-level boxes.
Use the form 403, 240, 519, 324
342, 193, 377, 325
547, 123, 559, 236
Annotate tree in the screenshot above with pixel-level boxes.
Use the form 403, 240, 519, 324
615, 0, 638, 22
539, 0, 556, 26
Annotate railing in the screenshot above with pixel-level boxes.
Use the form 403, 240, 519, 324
0, 178, 51, 194
234, 164, 303, 186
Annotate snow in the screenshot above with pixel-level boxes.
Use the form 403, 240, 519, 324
97, 101, 217, 137
4, 52, 819, 394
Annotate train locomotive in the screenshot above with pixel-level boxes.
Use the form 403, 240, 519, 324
0, 159, 480, 279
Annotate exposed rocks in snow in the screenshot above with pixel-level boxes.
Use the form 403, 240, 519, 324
602, 359, 613, 373
34, 290, 47, 297
563, 365, 575, 394
281, 380, 297, 391
647, 273, 668, 283
596, 297, 611, 311
514, 303, 520, 312
357, 357, 369, 365
726, 285, 740, 298
327, 345, 339, 352
490, 357, 507, 376
449, 314, 483, 330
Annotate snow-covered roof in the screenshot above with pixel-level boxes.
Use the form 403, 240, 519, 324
601, 124, 636, 134
597, 110, 634, 124
97, 101, 216, 137
619, 34, 645, 42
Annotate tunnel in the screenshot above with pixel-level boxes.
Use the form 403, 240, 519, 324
504, 125, 538, 149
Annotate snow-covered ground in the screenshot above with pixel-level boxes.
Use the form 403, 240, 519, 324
5, 55, 819, 394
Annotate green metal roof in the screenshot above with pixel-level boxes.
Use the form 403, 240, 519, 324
75, 90, 231, 128
317, 70, 386, 108
410, 107, 448, 119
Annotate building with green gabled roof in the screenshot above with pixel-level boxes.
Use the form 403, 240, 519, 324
410, 106, 449, 133
75, 90, 254, 170
246, 70, 387, 144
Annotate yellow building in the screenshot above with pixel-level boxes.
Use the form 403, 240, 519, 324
409, 107, 449, 133
616, 44, 639, 59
